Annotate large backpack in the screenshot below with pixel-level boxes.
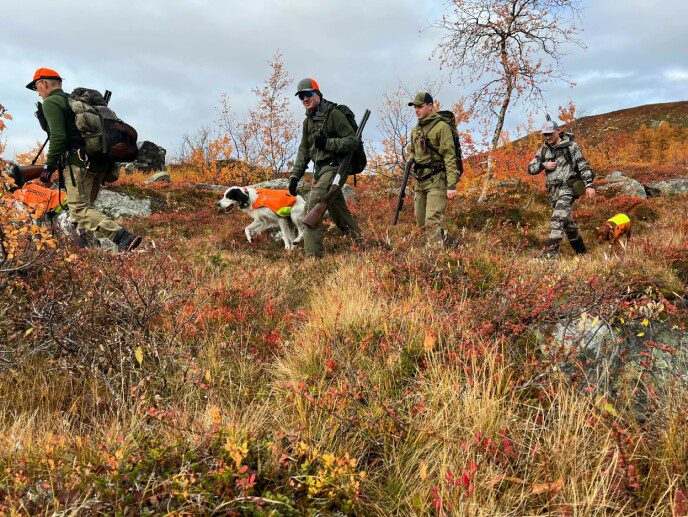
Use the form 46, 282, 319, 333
417, 110, 464, 178
538, 132, 594, 197
62, 88, 138, 162
323, 102, 367, 175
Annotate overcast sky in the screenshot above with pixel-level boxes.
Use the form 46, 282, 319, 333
2, 0, 687, 161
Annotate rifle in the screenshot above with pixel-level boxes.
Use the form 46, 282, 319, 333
5, 133, 53, 189
392, 159, 414, 225
302, 109, 371, 229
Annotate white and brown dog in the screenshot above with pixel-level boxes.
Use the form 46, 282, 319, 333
217, 187, 306, 250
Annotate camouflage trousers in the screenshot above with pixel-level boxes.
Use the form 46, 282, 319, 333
304, 166, 362, 258
64, 164, 121, 241
548, 186, 581, 243
414, 172, 447, 243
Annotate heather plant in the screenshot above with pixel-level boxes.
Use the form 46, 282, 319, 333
1, 86, 688, 517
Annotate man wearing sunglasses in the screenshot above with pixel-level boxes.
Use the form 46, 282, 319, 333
26, 68, 142, 252
528, 119, 595, 259
289, 78, 363, 258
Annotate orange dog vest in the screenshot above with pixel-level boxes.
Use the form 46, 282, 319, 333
13, 183, 68, 216
252, 188, 297, 217
606, 213, 631, 238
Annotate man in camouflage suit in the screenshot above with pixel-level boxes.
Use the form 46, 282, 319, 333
289, 78, 363, 258
407, 92, 460, 243
528, 119, 595, 258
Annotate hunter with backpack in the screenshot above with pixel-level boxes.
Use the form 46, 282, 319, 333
407, 92, 464, 244
26, 67, 142, 252
528, 118, 596, 259
289, 78, 365, 258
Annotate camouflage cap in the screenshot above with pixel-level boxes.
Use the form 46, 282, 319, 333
408, 92, 434, 107
295, 77, 320, 95
541, 120, 559, 134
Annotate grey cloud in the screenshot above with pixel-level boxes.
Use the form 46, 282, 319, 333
1, 0, 686, 159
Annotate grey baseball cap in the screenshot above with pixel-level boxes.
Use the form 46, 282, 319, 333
541, 120, 559, 134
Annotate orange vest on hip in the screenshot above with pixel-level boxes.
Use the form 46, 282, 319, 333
13, 183, 68, 216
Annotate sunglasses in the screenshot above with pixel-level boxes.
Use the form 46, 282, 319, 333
298, 90, 316, 101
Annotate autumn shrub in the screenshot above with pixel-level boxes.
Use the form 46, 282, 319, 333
1, 91, 688, 515
11, 248, 197, 404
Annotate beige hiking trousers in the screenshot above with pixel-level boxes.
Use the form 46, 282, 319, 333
64, 164, 121, 241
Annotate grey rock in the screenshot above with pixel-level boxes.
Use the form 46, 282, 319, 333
94, 189, 152, 219
341, 184, 357, 202
194, 184, 228, 192
123, 141, 167, 172
542, 314, 688, 406
145, 171, 171, 184
645, 178, 688, 197
599, 171, 647, 198
195, 178, 312, 194
551, 317, 613, 357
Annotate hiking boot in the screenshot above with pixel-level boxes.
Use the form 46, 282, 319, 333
538, 239, 561, 260
440, 228, 458, 248
113, 229, 143, 253
568, 235, 587, 255
74, 229, 91, 248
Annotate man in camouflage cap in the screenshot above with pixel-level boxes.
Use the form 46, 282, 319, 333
528, 119, 595, 258
289, 78, 363, 258
407, 92, 460, 244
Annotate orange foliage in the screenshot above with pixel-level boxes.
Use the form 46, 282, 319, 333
0, 104, 58, 273
14, 140, 46, 166
176, 51, 296, 186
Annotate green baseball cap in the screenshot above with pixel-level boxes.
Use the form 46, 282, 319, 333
408, 92, 434, 107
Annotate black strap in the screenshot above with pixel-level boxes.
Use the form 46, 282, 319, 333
415, 168, 441, 182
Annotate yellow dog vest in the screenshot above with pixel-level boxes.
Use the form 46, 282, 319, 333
606, 213, 631, 238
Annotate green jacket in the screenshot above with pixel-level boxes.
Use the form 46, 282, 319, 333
42, 89, 110, 173
291, 99, 358, 181
408, 113, 459, 187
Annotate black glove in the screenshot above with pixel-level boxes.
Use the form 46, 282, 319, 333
40, 163, 57, 184
288, 177, 299, 197
314, 134, 328, 150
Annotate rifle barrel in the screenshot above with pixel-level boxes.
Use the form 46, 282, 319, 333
393, 160, 413, 225
302, 109, 371, 229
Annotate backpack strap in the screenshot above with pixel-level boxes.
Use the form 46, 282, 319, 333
418, 118, 447, 160
564, 146, 579, 175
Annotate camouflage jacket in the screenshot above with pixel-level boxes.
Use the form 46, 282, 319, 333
527, 134, 594, 190
291, 99, 358, 181
407, 112, 459, 187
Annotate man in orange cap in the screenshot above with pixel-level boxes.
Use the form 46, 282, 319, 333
289, 77, 363, 258
26, 68, 142, 252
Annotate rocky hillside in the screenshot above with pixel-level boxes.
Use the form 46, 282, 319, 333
573, 100, 688, 139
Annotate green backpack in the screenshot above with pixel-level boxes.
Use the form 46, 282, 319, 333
323, 102, 367, 175
419, 110, 464, 178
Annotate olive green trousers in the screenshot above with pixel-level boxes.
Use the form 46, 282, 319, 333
304, 166, 362, 258
414, 172, 447, 243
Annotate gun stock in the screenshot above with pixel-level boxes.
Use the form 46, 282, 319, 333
303, 109, 371, 230
17, 165, 45, 181
393, 159, 414, 225
301, 200, 328, 229
5, 164, 44, 190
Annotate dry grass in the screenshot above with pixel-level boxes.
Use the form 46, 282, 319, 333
0, 178, 686, 514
